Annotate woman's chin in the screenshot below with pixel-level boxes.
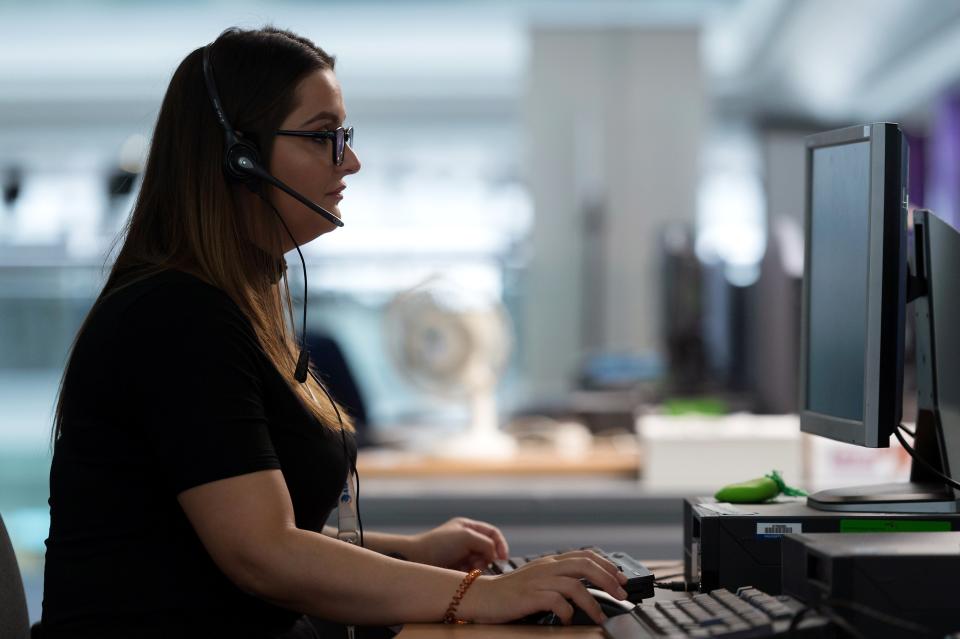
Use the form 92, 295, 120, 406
317, 207, 342, 234
321, 199, 343, 218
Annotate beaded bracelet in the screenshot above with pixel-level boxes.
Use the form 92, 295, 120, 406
442, 568, 483, 624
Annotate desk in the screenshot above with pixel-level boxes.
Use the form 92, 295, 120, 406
357, 449, 641, 479
396, 561, 685, 639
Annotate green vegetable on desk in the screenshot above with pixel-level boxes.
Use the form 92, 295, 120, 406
714, 470, 807, 503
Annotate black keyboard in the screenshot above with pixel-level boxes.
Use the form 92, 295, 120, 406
604, 586, 834, 638
485, 547, 655, 602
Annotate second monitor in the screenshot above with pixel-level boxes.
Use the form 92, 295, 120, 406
801, 122, 960, 512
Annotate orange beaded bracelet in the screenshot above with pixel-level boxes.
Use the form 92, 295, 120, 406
442, 568, 483, 624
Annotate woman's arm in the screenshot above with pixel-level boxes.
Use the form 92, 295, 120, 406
179, 470, 461, 625
351, 530, 416, 559
322, 525, 414, 558
325, 520, 509, 570
179, 469, 628, 626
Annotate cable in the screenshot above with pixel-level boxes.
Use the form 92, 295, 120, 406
894, 423, 960, 492
310, 368, 365, 548
815, 606, 867, 639
787, 593, 938, 639
653, 580, 698, 592
255, 191, 310, 378
310, 368, 347, 425
258, 192, 365, 548
308, 372, 364, 639
354, 462, 365, 549
899, 424, 916, 438
652, 571, 684, 581
786, 602, 866, 639
787, 606, 816, 638
822, 598, 936, 638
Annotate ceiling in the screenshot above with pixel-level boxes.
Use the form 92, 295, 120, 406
705, 0, 960, 128
2, 0, 960, 133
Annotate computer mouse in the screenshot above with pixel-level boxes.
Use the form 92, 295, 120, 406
516, 587, 635, 626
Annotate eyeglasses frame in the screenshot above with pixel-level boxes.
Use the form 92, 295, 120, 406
274, 126, 354, 166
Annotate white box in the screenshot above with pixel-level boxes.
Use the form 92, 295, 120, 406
636, 413, 803, 492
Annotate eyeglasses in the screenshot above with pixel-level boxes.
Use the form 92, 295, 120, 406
275, 126, 354, 166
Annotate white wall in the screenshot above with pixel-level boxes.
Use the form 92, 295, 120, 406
521, 27, 704, 397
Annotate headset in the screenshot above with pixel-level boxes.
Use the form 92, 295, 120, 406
201, 42, 363, 556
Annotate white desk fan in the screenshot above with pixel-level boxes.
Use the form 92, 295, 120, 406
384, 278, 516, 457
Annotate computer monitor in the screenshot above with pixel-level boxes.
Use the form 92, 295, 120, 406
800, 123, 907, 448
801, 122, 960, 512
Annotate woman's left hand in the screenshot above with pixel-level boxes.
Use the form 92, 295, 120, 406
406, 517, 510, 570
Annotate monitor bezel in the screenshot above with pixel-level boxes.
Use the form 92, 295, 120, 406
799, 123, 906, 448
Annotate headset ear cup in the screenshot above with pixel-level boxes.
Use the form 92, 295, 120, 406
224, 140, 263, 184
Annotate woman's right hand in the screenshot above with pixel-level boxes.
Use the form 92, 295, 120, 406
456, 549, 630, 625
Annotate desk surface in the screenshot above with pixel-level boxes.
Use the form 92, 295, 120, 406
357, 449, 641, 479
396, 561, 684, 639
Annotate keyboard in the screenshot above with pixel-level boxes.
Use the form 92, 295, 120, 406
603, 586, 835, 638
485, 547, 655, 602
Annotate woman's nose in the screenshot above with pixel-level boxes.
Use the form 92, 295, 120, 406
341, 144, 361, 175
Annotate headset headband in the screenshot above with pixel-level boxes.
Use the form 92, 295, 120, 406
201, 44, 240, 148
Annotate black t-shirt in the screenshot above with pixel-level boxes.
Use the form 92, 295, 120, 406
41, 269, 357, 638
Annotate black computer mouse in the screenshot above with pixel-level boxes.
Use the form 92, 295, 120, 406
516, 588, 635, 626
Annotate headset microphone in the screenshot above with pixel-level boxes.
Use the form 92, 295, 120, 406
232, 157, 343, 228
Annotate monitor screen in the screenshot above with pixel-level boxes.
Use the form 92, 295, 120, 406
805, 141, 871, 422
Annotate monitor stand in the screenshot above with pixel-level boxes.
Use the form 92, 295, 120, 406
809, 209, 960, 513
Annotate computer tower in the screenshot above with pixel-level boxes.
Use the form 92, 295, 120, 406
781, 531, 960, 636
683, 497, 960, 594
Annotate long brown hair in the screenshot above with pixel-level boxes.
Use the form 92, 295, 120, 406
53, 27, 353, 440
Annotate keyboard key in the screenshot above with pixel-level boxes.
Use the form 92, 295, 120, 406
490, 559, 512, 574
676, 601, 713, 624
693, 594, 734, 618
740, 611, 770, 626
655, 601, 690, 626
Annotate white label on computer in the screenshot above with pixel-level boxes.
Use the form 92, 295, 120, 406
756, 522, 802, 538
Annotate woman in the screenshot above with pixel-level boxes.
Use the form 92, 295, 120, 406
40, 26, 628, 638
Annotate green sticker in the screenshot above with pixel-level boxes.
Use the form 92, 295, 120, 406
839, 519, 952, 533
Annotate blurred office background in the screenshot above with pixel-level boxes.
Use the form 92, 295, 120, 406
4, 0, 960, 622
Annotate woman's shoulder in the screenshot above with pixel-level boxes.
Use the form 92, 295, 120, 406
103, 268, 252, 334
133, 268, 231, 305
